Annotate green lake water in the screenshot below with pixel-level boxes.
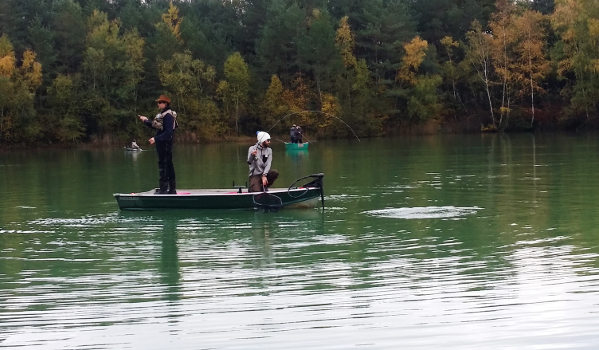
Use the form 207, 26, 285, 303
2, 133, 599, 349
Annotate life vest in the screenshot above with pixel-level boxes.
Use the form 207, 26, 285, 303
152, 109, 178, 130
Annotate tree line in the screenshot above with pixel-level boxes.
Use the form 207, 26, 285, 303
0, 0, 596, 146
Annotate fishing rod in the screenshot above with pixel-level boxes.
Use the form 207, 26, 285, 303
266, 110, 361, 142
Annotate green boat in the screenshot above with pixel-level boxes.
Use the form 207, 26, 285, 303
285, 142, 309, 150
114, 173, 324, 211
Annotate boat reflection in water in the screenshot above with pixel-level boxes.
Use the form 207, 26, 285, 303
285, 142, 309, 151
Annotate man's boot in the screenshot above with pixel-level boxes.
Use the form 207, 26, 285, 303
168, 180, 177, 194
155, 181, 169, 194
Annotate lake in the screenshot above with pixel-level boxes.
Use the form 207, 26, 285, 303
2, 133, 599, 349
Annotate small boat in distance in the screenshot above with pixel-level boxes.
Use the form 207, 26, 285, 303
285, 142, 309, 151
114, 173, 324, 211
124, 146, 143, 152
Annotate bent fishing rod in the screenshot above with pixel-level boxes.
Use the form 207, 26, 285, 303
266, 110, 361, 142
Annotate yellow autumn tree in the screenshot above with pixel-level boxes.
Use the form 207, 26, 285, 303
19, 51, 42, 93
335, 16, 360, 120
396, 36, 442, 122
162, 1, 183, 43
489, 0, 517, 128
396, 36, 428, 86
261, 75, 291, 131
0, 35, 15, 142
280, 74, 313, 130
0, 35, 43, 144
319, 93, 341, 130
0, 35, 15, 78
336, 16, 357, 69
513, 10, 550, 127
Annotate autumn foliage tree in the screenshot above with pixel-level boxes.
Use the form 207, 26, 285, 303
217, 52, 250, 135
396, 36, 442, 122
158, 51, 219, 141
0, 35, 42, 144
552, 0, 599, 122
513, 10, 550, 127
261, 75, 292, 132
47, 74, 84, 143
489, 0, 517, 129
465, 20, 496, 129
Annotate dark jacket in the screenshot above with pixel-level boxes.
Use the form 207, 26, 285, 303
144, 107, 174, 142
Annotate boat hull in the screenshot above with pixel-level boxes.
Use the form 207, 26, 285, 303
285, 142, 309, 150
114, 186, 322, 211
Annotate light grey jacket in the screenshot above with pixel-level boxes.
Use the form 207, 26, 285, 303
247, 143, 273, 177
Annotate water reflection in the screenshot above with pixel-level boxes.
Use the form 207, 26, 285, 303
250, 221, 275, 268
285, 149, 309, 159
159, 219, 180, 302
124, 148, 143, 162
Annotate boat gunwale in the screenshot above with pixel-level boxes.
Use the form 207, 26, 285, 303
114, 186, 319, 197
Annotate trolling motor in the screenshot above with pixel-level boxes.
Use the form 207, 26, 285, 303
288, 173, 325, 210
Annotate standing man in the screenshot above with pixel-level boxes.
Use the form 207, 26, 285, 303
247, 131, 279, 192
295, 125, 303, 143
290, 124, 297, 143
138, 95, 177, 194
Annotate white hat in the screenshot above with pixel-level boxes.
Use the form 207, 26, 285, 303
257, 131, 271, 143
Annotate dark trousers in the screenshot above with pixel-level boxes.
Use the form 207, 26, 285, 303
156, 140, 176, 194
248, 169, 279, 192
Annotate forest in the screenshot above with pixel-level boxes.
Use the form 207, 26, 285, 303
0, 0, 597, 145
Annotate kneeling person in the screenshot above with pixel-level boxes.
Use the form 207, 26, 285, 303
247, 131, 279, 192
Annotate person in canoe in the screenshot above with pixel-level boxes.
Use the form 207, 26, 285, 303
138, 95, 177, 194
247, 131, 279, 192
295, 125, 303, 143
131, 139, 141, 150
290, 124, 297, 143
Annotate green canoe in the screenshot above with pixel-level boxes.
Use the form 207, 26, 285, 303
114, 173, 324, 211
285, 142, 309, 150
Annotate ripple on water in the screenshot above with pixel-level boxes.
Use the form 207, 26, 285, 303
363, 206, 482, 219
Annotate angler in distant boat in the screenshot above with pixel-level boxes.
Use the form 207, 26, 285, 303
247, 131, 279, 192
131, 139, 141, 150
294, 125, 303, 143
138, 95, 178, 194
290, 124, 297, 143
